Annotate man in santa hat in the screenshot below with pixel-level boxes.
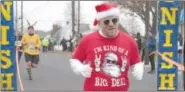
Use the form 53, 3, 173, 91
69, 2, 144, 91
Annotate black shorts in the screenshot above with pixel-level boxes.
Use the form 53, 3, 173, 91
24, 53, 40, 64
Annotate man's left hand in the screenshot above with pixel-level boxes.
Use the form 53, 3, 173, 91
131, 62, 144, 80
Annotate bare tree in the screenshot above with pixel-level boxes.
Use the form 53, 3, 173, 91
111, 1, 157, 36
62, 1, 85, 51
110, 1, 155, 64
63, 1, 84, 37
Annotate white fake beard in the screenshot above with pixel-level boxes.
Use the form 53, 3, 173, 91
102, 63, 121, 78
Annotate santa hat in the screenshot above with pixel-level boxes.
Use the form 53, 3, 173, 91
93, 3, 120, 26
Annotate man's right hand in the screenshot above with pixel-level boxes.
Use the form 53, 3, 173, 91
80, 63, 92, 78
70, 59, 93, 78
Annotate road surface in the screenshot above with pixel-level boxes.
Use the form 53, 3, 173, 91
16, 52, 183, 92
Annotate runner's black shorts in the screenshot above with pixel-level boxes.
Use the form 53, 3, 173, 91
24, 53, 40, 64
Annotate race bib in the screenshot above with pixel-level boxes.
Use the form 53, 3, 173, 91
28, 44, 35, 51
15, 41, 21, 46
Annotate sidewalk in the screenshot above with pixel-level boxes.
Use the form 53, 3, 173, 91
54, 51, 72, 56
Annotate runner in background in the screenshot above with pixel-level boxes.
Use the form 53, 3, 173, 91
15, 31, 23, 63
21, 26, 41, 80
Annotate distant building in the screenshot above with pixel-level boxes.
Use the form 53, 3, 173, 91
36, 30, 49, 39
78, 23, 92, 36
53, 23, 91, 44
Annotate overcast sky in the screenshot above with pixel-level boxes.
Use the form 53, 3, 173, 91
13, 1, 145, 36
14, 1, 103, 32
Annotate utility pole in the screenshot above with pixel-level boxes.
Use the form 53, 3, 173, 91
21, 1, 23, 35
70, 1, 75, 51
15, 1, 18, 40
77, 0, 80, 34
15, 1, 18, 32
144, 1, 150, 65
72, 1, 75, 38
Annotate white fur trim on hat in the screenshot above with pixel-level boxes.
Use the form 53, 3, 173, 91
96, 8, 120, 20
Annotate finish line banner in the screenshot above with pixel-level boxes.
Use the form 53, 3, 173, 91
157, 1, 181, 91
0, 1, 17, 91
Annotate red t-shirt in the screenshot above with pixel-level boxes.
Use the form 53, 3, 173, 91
72, 30, 141, 91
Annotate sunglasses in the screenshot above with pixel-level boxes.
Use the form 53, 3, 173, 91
106, 59, 117, 64
103, 18, 118, 25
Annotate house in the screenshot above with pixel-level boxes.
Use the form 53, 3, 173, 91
78, 23, 91, 36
